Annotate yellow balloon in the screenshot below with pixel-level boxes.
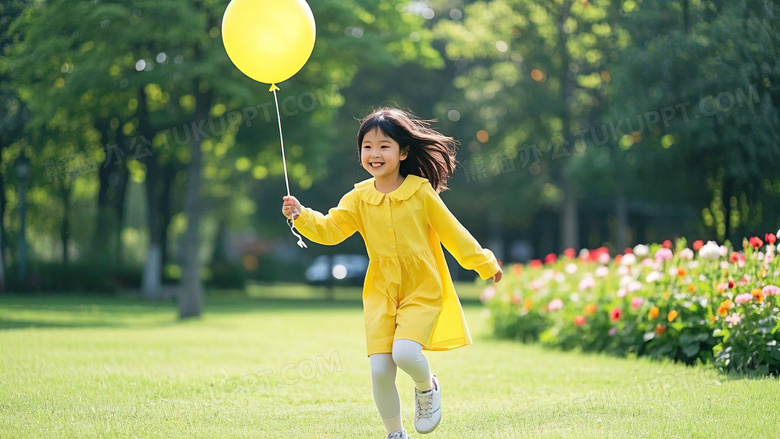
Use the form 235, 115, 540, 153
222, 0, 316, 86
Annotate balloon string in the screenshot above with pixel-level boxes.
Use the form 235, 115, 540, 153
272, 87, 307, 249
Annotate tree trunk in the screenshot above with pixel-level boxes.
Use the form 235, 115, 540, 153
114, 160, 129, 266
0, 160, 5, 291
557, 0, 579, 251
560, 179, 579, 250
178, 87, 212, 319
138, 86, 165, 300
160, 162, 176, 268
616, 196, 628, 251
62, 183, 71, 266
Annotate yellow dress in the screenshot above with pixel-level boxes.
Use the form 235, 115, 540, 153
294, 174, 500, 356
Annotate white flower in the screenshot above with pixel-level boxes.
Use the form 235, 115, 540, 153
569, 292, 581, 302
621, 254, 637, 266
720, 261, 730, 269
555, 273, 566, 284
595, 266, 609, 277
646, 271, 662, 283
698, 241, 721, 259
617, 266, 629, 276
642, 258, 654, 267
565, 263, 578, 274
688, 260, 699, 269
633, 244, 649, 257
619, 275, 633, 287
668, 267, 679, 276
616, 288, 627, 298
628, 281, 642, 292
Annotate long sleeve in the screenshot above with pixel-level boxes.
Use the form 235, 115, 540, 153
422, 183, 500, 280
294, 191, 359, 246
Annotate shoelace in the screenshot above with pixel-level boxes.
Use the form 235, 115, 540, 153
387, 431, 406, 439
416, 391, 434, 419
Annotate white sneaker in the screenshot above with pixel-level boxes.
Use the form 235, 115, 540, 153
385, 430, 409, 439
414, 374, 442, 434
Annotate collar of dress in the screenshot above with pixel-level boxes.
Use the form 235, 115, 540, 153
353, 174, 428, 205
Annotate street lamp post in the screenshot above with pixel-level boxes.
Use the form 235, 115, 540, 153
15, 153, 31, 287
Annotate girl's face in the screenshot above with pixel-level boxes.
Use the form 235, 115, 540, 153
361, 128, 408, 180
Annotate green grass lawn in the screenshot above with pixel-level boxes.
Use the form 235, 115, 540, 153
1, 282, 778, 438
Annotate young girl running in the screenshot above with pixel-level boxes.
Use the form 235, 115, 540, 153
281, 107, 502, 438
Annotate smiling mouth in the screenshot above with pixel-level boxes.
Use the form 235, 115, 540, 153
369, 162, 385, 168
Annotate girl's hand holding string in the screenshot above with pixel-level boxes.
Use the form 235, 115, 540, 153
282, 195, 303, 220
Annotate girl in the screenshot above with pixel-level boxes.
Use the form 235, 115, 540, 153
282, 107, 502, 439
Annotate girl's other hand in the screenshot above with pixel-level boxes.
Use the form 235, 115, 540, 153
492, 267, 503, 283
282, 196, 303, 220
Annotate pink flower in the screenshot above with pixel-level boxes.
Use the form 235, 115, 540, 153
480, 286, 496, 304
598, 252, 611, 265
655, 248, 673, 262
762, 285, 780, 296
679, 248, 694, 260
594, 266, 609, 277
579, 277, 595, 290
631, 297, 644, 309
547, 298, 564, 312
725, 313, 742, 326
608, 327, 618, 336
530, 279, 544, 290
735, 293, 753, 305
616, 288, 627, 298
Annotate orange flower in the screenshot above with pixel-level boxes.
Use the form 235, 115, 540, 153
752, 288, 764, 303
523, 298, 533, 311
688, 284, 696, 293
677, 268, 687, 277
709, 315, 717, 323
655, 324, 666, 335
717, 299, 733, 317
663, 291, 671, 299
583, 303, 597, 316
513, 263, 523, 277
667, 310, 679, 322
648, 307, 660, 320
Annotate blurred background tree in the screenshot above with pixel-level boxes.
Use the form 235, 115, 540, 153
1, 0, 778, 303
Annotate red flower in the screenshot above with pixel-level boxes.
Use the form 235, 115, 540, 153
563, 248, 576, 259
727, 280, 735, 289
574, 315, 586, 326
530, 259, 543, 269
513, 263, 523, 276
545, 253, 557, 265
749, 237, 763, 248
624, 247, 633, 254
765, 234, 777, 245
609, 307, 622, 322
662, 240, 672, 249
692, 240, 704, 251
730, 252, 740, 263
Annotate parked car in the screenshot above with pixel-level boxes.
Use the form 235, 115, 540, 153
305, 254, 369, 286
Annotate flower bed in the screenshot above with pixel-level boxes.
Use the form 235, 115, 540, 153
482, 235, 780, 375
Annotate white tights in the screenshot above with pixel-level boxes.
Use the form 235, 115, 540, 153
369, 339, 432, 433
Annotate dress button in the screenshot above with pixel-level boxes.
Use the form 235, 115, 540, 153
391, 245, 395, 249
387, 223, 391, 227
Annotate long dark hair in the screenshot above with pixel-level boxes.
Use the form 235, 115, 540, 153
357, 107, 459, 193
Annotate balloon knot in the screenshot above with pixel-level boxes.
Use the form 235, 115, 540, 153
269, 84, 280, 92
